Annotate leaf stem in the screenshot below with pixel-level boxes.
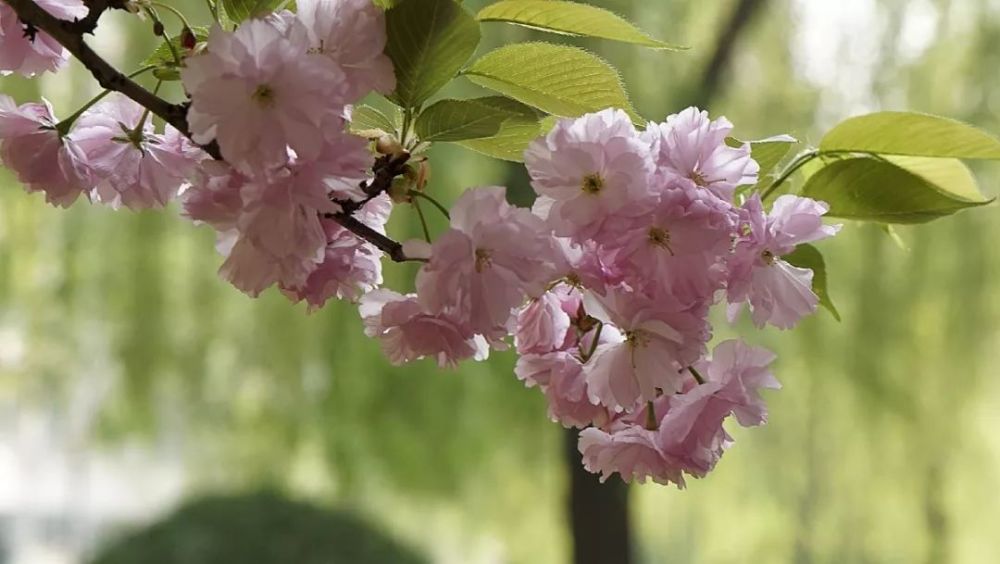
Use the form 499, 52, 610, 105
760, 149, 820, 200
408, 190, 450, 220
581, 321, 604, 363
148, 1, 193, 30
412, 197, 432, 243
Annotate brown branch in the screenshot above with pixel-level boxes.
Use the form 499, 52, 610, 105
68, 0, 128, 34
4, 0, 220, 158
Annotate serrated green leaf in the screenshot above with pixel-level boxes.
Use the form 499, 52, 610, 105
385, 0, 481, 108
800, 156, 993, 223
784, 243, 840, 321
463, 42, 640, 122
476, 0, 685, 50
350, 105, 397, 138
142, 27, 209, 68
820, 111, 1000, 159
221, 0, 285, 23
415, 99, 514, 142
456, 107, 555, 162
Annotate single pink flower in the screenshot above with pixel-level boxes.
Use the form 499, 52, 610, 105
697, 339, 780, 427
514, 284, 582, 354
582, 287, 710, 410
525, 109, 653, 239
0, 1, 87, 76
416, 186, 559, 338
644, 107, 758, 201
579, 423, 682, 485
282, 196, 391, 309
359, 289, 488, 368
0, 95, 92, 207
71, 94, 198, 209
293, 0, 396, 99
181, 19, 348, 172
539, 352, 607, 428
598, 183, 737, 304
728, 194, 841, 328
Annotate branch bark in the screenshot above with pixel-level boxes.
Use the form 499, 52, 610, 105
6, 0, 421, 262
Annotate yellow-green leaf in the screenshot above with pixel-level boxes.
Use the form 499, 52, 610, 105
415, 99, 512, 142
800, 156, 992, 224
350, 105, 396, 138
476, 0, 685, 50
463, 42, 640, 123
820, 111, 1000, 159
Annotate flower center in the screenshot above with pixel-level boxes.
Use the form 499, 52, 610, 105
624, 330, 649, 349
475, 248, 493, 272
647, 226, 675, 255
581, 173, 604, 195
252, 84, 277, 108
689, 171, 708, 187
761, 249, 776, 265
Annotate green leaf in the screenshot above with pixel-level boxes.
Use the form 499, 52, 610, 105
800, 156, 993, 223
142, 27, 209, 69
350, 105, 397, 138
476, 0, 685, 50
729, 134, 798, 194
783, 244, 840, 321
463, 43, 640, 122
385, 0, 481, 108
820, 111, 1000, 159
221, 0, 286, 22
415, 99, 516, 142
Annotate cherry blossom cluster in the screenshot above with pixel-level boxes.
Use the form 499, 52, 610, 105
0, 0, 842, 487
362, 108, 839, 486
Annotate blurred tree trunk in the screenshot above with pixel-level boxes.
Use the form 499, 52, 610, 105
563, 2, 766, 563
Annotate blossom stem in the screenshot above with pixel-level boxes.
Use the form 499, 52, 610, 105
759, 149, 820, 200
581, 321, 604, 363
203, 0, 220, 23
408, 190, 450, 220
688, 366, 706, 385
644, 401, 658, 430
54, 66, 156, 136
143, 6, 182, 66
148, 1, 193, 31
412, 197, 432, 243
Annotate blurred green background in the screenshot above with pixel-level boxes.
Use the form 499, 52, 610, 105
1, 0, 999, 563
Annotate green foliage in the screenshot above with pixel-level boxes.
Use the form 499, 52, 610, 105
415, 98, 514, 142
820, 111, 1000, 159
729, 135, 798, 193
221, 0, 287, 23
350, 105, 398, 138
476, 0, 685, 50
783, 243, 840, 321
801, 156, 992, 223
89, 491, 427, 564
455, 98, 552, 161
384, 0, 481, 108
463, 42, 640, 122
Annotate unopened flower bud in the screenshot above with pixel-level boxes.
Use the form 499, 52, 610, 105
388, 177, 412, 204
153, 21, 165, 37
181, 27, 198, 50
375, 135, 403, 156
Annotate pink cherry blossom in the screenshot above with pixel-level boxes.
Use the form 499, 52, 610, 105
728, 194, 841, 329
579, 423, 681, 485
599, 183, 737, 304
525, 109, 653, 239
282, 196, 391, 309
514, 284, 582, 354
698, 339, 780, 427
359, 289, 488, 368
644, 107, 758, 201
582, 287, 710, 410
181, 19, 347, 172
293, 0, 396, 99
540, 352, 607, 428
0, 1, 87, 77
416, 186, 559, 338
71, 95, 198, 209
655, 382, 734, 481
0, 95, 92, 207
